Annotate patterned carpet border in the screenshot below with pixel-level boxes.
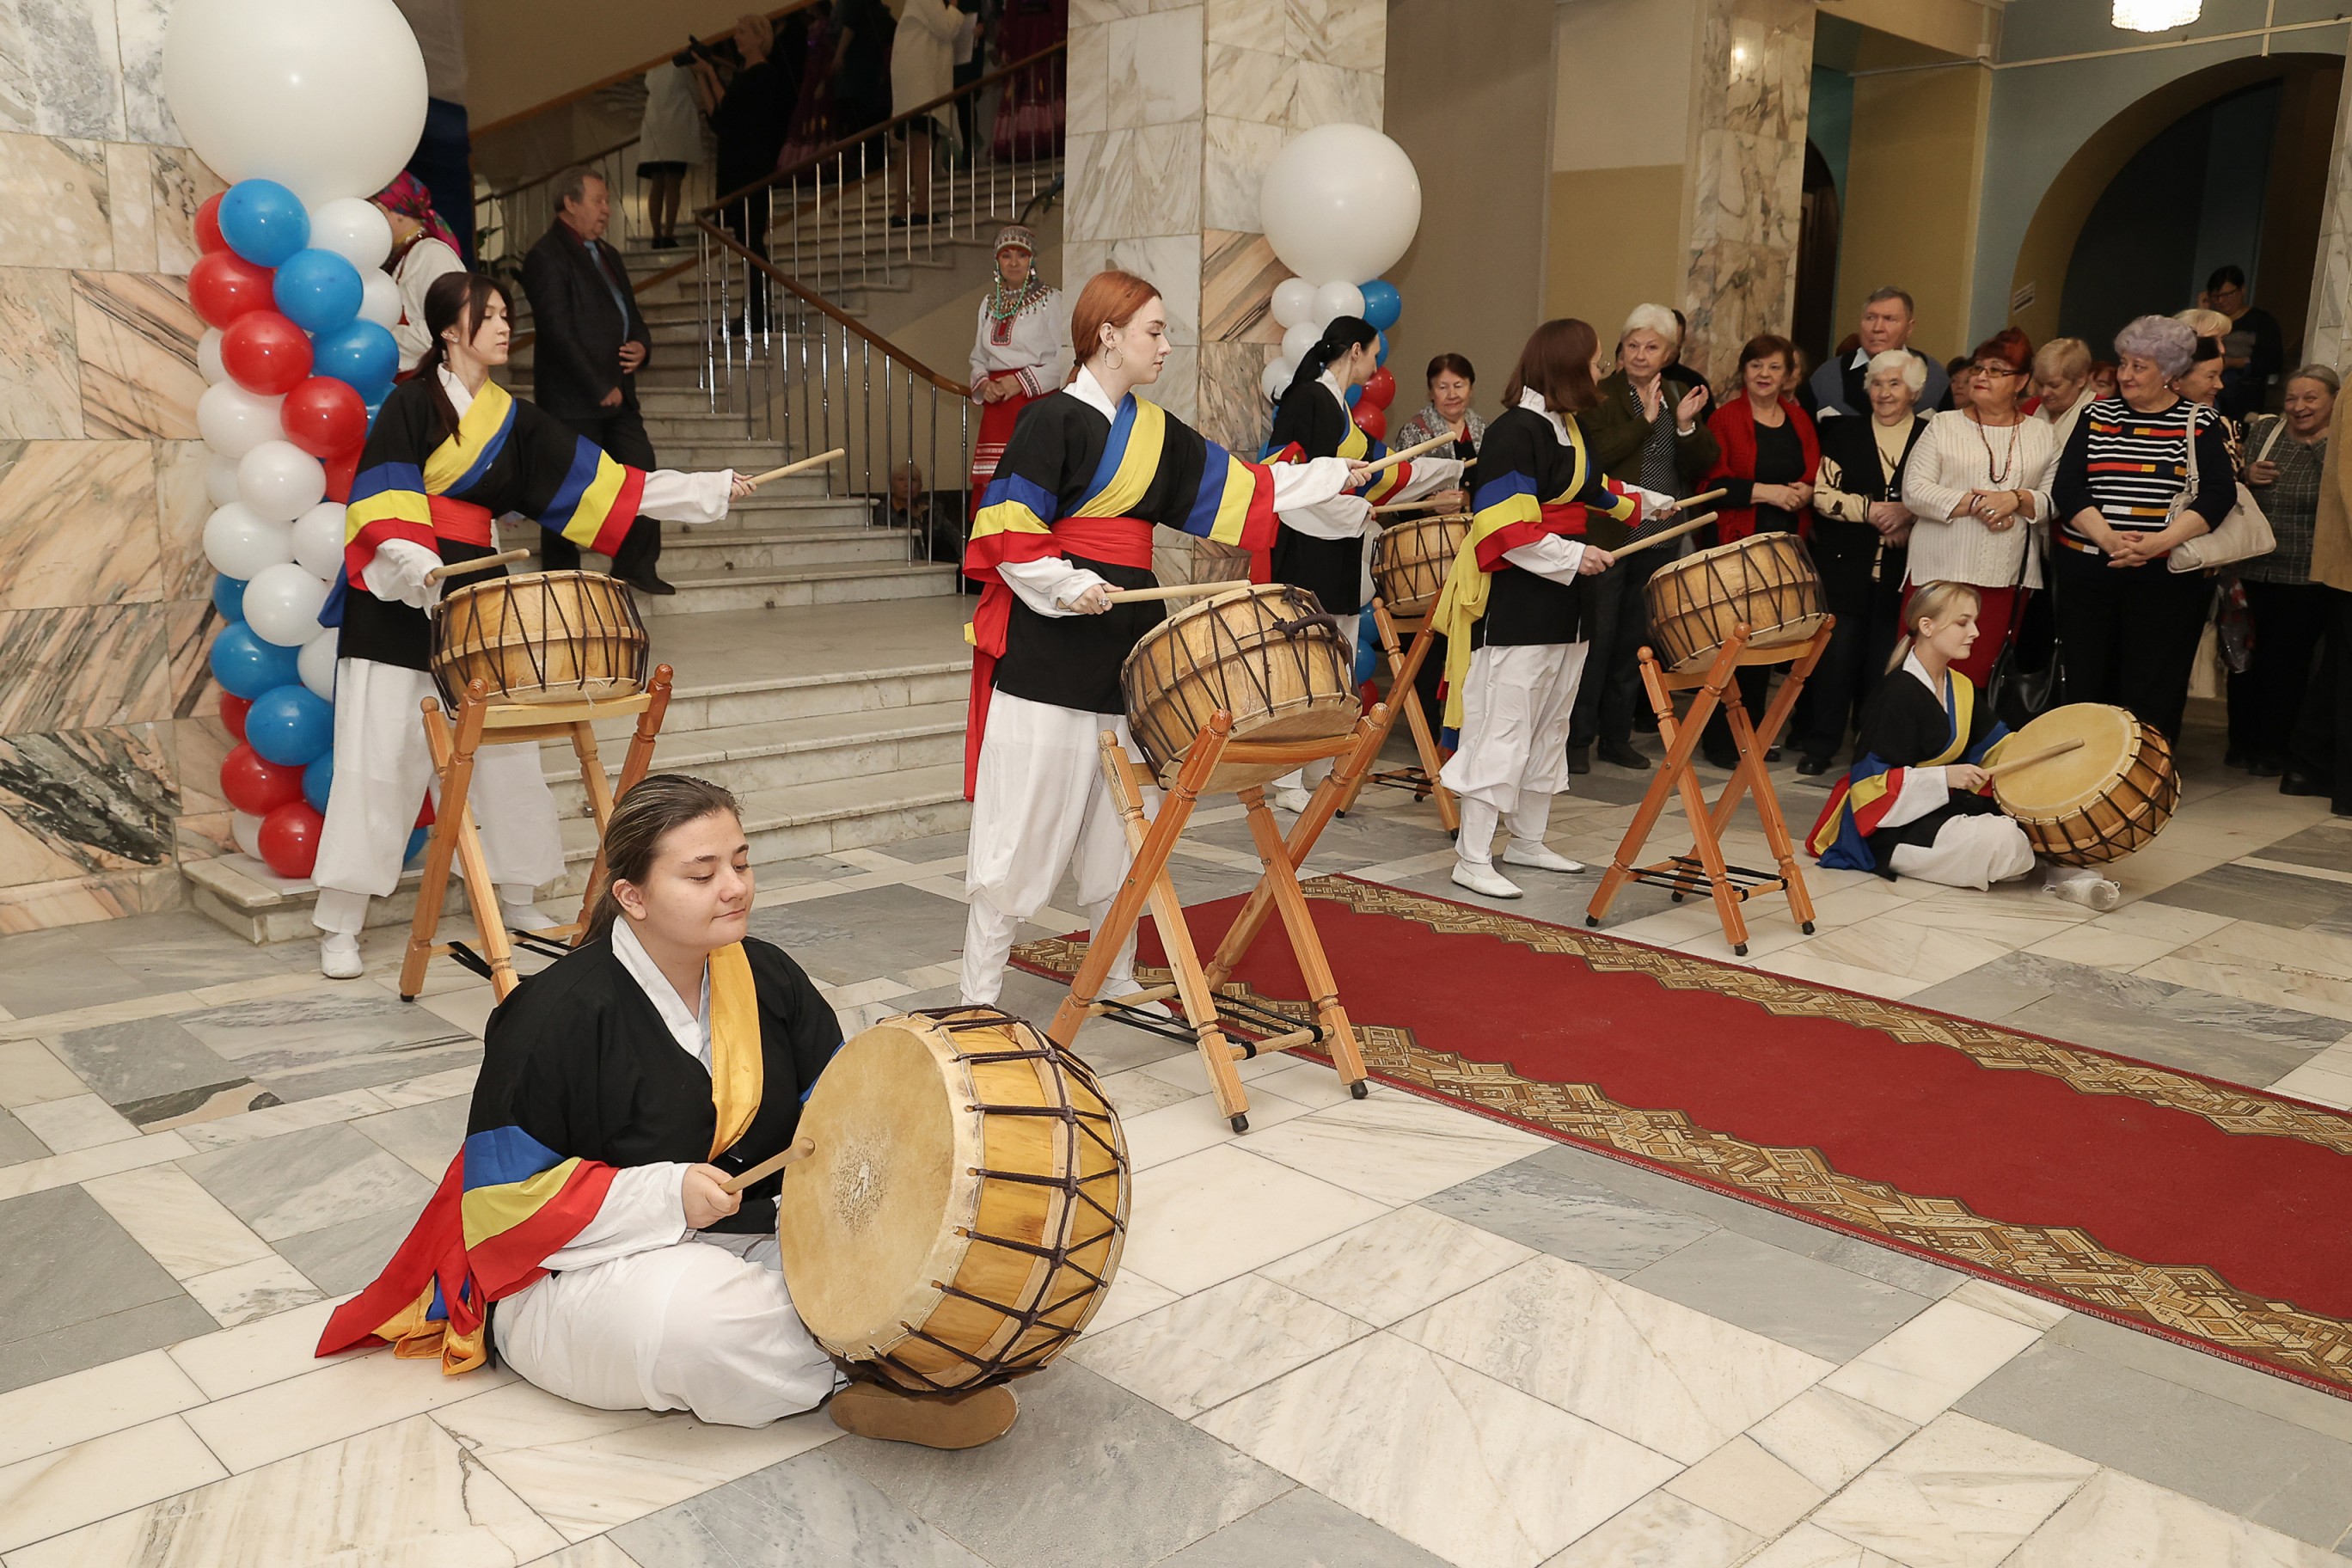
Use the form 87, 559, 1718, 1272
1010, 874, 2352, 1398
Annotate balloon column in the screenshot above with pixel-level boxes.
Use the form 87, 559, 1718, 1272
1257, 125, 1423, 444
167, 0, 426, 880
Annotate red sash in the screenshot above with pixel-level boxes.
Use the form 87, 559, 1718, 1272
429, 495, 496, 549
1475, 501, 1588, 573
965, 515, 1155, 799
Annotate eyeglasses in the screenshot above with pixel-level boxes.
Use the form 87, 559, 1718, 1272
1970, 364, 2024, 379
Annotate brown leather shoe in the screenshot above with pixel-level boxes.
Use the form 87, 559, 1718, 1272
828, 1380, 1019, 1449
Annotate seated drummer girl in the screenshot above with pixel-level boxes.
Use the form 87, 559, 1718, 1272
1805, 582, 2119, 909
320, 775, 1018, 1449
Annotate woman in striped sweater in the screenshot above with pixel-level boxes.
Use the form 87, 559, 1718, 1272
2048, 315, 2237, 742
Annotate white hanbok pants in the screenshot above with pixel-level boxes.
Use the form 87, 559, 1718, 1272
961, 689, 1148, 1006
496, 1232, 840, 1428
1886, 812, 2110, 899
312, 658, 566, 934
1439, 641, 1589, 864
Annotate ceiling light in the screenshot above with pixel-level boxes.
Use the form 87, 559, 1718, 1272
2112, 0, 2201, 32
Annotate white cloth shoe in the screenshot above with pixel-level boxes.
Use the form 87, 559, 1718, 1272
1501, 842, 1585, 874
1271, 786, 1314, 814
2046, 874, 2121, 912
1451, 860, 1523, 899
319, 933, 364, 980
503, 900, 560, 933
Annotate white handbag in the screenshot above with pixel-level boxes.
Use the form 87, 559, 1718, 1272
2168, 413, 2276, 573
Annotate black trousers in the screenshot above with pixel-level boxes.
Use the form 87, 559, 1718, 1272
1567, 552, 1660, 749
538, 403, 662, 579
2049, 545, 2212, 742
1792, 556, 1906, 763
2227, 579, 2329, 766
2288, 586, 2352, 808
717, 189, 773, 330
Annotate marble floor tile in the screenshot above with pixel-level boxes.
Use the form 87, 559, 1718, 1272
836, 1362, 1290, 1568
433, 1380, 839, 1542
184, 1335, 518, 1472
1156, 1484, 1452, 1567
529, 1540, 644, 1567
1538, 1491, 1758, 1567
1085, 1265, 1181, 1334
1740, 1522, 1902, 1566
1942, 1277, 2068, 1332
181, 1253, 323, 1326
40, 1014, 249, 1124
350, 1093, 469, 1180
1822, 1297, 2046, 1424
2266, 1060, 2352, 1108
9, 1413, 562, 1567
176, 987, 481, 1103
0, 1347, 204, 1469
1197, 1332, 1680, 1568
1119, 1084, 1320, 1170
1662, 1433, 1825, 1536
1070, 1272, 1369, 1418
1260, 1204, 1536, 1327
746, 883, 977, 987
0, 1039, 89, 1108
162, 1294, 349, 1400
2140, 922, 2352, 1024
0, 1183, 212, 1393
1807, 1412, 2098, 1568
271, 1205, 420, 1294
0, 1414, 228, 1555
608, 1449, 981, 1567
1136, 1039, 1332, 1096
80, 1162, 272, 1278
1750, 947, 1930, 1001
1400, 1255, 1830, 1464
1421, 1151, 1720, 1276
2039, 1310, 2352, 1448
0, 1109, 45, 1166
1119, 1144, 1389, 1295
1095, 1063, 1202, 1119
172, 1087, 392, 1152
1230, 1056, 1367, 1110
1744, 1384, 1919, 1493
11, 1092, 138, 1153
1234, 1091, 1549, 1206
2023, 922, 2194, 971
2004, 1466, 2346, 1567
177, 1121, 434, 1243
1620, 1228, 1935, 1361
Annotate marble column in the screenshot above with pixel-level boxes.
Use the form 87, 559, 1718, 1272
2301, 64, 2352, 373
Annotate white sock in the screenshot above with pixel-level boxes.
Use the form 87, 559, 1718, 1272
1457, 799, 1500, 867
959, 892, 1020, 1007
1504, 793, 1553, 856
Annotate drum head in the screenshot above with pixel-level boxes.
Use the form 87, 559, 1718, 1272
1994, 703, 2137, 818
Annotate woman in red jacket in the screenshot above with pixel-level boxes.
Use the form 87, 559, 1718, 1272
1697, 333, 1821, 767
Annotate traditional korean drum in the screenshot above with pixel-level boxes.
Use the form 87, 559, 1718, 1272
775, 1008, 1128, 1393
1122, 583, 1359, 793
1993, 702, 2178, 867
431, 569, 649, 707
1643, 533, 1828, 673
1371, 512, 1471, 619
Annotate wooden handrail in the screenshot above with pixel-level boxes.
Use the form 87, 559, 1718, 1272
472, 0, 828, 138
695, 217, 971, 398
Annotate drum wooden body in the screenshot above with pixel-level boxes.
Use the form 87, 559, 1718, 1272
432, 569, 649, 707
1122, 583, 1359, 793
1644, 533, 1828, 673
1994, 702, 2178, 866
775, 1008, 1128, 1393
1371, 512, 1470, 620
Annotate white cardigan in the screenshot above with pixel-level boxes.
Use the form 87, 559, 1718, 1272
1900, 409, 2057, 591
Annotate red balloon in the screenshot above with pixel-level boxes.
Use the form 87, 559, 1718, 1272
281, 377, 368, 459
414, 793, 435, 829
220, 741, 303, 816
219, 310, 314, 397
322, 446, 361, 504
188, 251, 275, 329
194, 192, 227, 254
220, 691, 253, 741
258, 801, 326, 879
1362, 366, 1396, 411
1353, 401, 1387, 441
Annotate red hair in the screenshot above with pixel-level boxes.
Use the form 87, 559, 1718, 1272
1974, 330, 2032, 375
1069, 270, 1161, 379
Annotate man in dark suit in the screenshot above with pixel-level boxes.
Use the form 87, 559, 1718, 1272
521, 168, 672, 593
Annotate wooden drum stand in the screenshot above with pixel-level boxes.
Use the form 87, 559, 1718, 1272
1334, 598, 1459, 830
1044, 707, 1389, 1132
1584, 621, 1832, 955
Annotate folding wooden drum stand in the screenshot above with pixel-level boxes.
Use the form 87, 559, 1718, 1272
397, 665, 675, 1001
1044, 707, 1389, 1132
1585, 622, 1832, 955
1335, 599, 1459, 831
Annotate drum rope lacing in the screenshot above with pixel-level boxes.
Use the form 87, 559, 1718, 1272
1127, 585, 1351, 772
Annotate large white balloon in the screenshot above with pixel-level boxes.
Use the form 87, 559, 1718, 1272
231, 810, 264, 860
197, 382, 285, 460
1260, 359, 1292, 402
203, 502, 294, 579
197, 328, 229, 385
289, 501, 347, 579
1259, 125, 1424, 291
237, 440, 327, 524
243, 561, 332, 647
162, 0, 428, 207
205, 453, 243, 507
309, 197, 392, 269
358, 270, 401, 331
1314, 280, 1365, 328
1270, 279, 1318, 332
1281, 320, 1320, 369
297, 628, 340, 701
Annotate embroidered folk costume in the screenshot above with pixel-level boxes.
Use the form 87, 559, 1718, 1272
968, 227, 1069, 518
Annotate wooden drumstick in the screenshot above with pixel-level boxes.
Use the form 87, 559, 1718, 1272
720, 1136, 816, 1195
1354, 431, 1461, 478
1100, 579, 1253, 605
1984, 737, 2085, 781
425, 548, 530, 585
742, 447, 847, 488
1667, 487, 1730, 514
1608, 512, 1718, 561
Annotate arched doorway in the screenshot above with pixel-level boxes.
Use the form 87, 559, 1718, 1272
1793, 141, 1842, 371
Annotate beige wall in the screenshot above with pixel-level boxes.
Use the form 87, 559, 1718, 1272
1835, 64, 1992, 363
1545, 166, 1686, 348
464, 0, 765, 131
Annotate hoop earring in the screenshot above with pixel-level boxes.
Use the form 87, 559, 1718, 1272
1105, 348, 1124, 370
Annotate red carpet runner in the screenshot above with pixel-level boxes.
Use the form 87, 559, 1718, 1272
1014, 876, 2352, 1397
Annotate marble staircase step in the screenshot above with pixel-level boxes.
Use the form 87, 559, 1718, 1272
634, 560, 960, 616
654, 524, 916, 573
539, 700, 967, 811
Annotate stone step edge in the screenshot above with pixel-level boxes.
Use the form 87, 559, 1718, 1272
537, 704, 968, 785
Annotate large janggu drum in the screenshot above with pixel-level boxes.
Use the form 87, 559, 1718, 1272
1371, 512, 1471, 619
1643, 533, 1828, 673
1993, 702, 2179, 866
775, 1008, 1129, 1393
1121, 582, 1359, 793
431, 568, 649, 707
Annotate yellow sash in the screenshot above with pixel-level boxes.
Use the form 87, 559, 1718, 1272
707, 941, 763, 1158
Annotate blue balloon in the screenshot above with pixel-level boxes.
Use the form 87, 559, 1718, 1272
218, 179, 309, 267
212, 574, 247, 622
1375, 330, 1390, 368
209, 622, 302, 699
303, 753, 334, 813
311, 318, 399, 400
1344, 384, 1363, 407
273, 248, 363, 334
245, 683, 336, 768
1358, 279, 1402, 332
404, 827, 430, 866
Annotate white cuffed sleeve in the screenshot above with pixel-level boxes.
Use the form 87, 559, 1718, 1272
1874, 766, 1954, 830
540, 1161, 692, 1272
638, 469, 735, 524
1268, 455, 1354, 511
361, 538, 442, 608
1386, 456, 1465, 504
1501, 535, 1589, 585
998, 554, 1107, 616
1277, 491, 1375, 542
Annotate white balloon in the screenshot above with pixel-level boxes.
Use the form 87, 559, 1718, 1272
358, 270, 401, 331
1314, 280, 1365, 328
203, 502, 294, 579
231, 811, 265, 860
297, 628, 340, 701
310, 196, 392, 270
1281, 321, 1320, 369
1259, 125, 1424, 292
243, 561, 332, 647
1260, 359, 1292, 402
237, 440, 327, 524
197, 328, 229, 385
1270, 279, 1318, 332
198, 382, 285, 460
205, 453, 243, 507
290, 501, 347, 579
162, 0, 428, 208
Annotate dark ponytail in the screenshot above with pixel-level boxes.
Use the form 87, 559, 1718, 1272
416, 271, 515, 439
1278, 315, 1380, 408
585, 773, 744, 944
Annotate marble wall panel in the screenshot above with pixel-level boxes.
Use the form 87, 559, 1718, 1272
1073, 0, 1148, 22
0, 266, 83, 438
1284, 0, 1384, 72
1204, 45, 1292, 126
1070, 122, 1204, 242
154, 438, 211, 601
72, 270, 203, 439
1067, 23, 1110, 140
0, 132, 113, 268
0, 868, 144, 932
1682, 241, 1794, 390
1062, 129, 1106, 239
150, 148, 223, 276
1084, 235, 1200, 344
168, 599, 225, 720
175, 810, 234, 863
1198, 340, 1277, 454
0, 438, 162, 609
1204, 115, 1285, 232
1289, 62, 1381, 132
173, 714, 232, 816
115, 0, 176, 145
1106, 6, 1204, 131
0, 603, 175, 732
0, 0, 126, 141
1204, 0, 1284, 54
1154, 343, 1199, 423
104, 143, 156, 271
1203, 229, 1287, 344
0, 722, 177, 881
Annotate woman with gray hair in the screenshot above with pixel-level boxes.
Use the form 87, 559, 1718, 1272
2047, 314, 2238, 741
2234, 364, 2337, 779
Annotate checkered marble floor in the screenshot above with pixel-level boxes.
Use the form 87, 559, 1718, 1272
4, 702, 2352, 1566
